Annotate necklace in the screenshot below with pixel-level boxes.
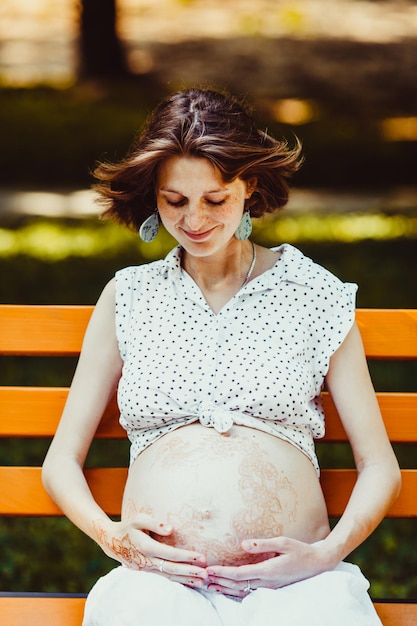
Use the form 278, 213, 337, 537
181, 242, 256, 289
241, 241, 256, 288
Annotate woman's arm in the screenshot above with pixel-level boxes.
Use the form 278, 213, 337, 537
42, 279, 124, 541
206, 322, 401, 595
313, 321, 401, 564
42, 280, 207, 582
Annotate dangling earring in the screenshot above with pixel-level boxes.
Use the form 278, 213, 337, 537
234, 210, 252, 240
139, 211, 159, 242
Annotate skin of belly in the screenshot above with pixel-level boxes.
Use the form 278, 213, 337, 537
122, 424, 330, 566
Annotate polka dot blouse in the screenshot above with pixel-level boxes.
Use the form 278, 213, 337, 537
115, 244, 357, 475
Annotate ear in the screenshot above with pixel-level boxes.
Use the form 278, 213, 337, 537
245, 177, 258, 198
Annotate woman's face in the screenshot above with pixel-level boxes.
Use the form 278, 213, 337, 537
156, 156, 254, 258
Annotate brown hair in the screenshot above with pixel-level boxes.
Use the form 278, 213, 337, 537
94, 88, 303, 229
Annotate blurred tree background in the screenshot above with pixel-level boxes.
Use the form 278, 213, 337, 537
0, 0, 416, 600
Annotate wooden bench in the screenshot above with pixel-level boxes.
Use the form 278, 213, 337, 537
0, 305, 416, 626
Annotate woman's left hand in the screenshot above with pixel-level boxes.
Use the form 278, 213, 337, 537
206, 537, 331, 598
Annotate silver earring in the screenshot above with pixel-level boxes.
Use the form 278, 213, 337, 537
234, 211, 252, 240
139, 211, 159, 242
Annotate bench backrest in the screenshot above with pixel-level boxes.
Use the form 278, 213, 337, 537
0, 305, 416, 626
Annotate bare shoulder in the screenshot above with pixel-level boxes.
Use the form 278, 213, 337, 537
96, 277, 116, 309
253, 244, 282, 278
81, 278, 119, 356
328, 322, 365, 367
88, 278, 116, 325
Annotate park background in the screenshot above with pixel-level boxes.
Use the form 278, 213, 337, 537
0, 0, 416, 600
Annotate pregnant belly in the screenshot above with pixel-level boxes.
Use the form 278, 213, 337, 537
122, 424, 329, 566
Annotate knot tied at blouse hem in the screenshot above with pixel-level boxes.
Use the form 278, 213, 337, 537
194, 401, 245, 433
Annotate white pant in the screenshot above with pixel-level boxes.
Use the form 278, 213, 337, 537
83, 562, 382, 626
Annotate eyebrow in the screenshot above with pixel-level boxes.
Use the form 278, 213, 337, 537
159, 187, 228, 194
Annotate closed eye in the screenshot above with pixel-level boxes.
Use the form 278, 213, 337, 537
167, 199, 187, 207
166, 198, 226, 207
206, 199, 226, 206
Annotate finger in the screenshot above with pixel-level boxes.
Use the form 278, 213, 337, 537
208, 558, 275, 583
132, 529, 206, 565
163, 574, 207, 589
241, 537, 284, 554
147, 539, 207, 565
207, 564, 256, 582
130, 513, 174, 536
208, 586, 243, 598
153, 558, 208, 582
241, 537, 300, 558
207, 581, 252, 598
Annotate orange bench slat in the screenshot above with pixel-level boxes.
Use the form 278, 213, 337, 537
0, 467, 127, 516
1, 306, 417, 358
356, 309, 417, 358
0, 596, 414, 626
374, 602, 417, 626
0, 467, 415, 518
0, 596, 85, 626
1, 388, 415, 442
322, 392, 417, 442
0, 305, 93, 356
320, 469, 417, 518
0, 387, 123, 437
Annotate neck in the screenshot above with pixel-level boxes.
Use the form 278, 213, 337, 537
182, 240, 255, 293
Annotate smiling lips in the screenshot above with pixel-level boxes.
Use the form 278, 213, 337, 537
182, 227, 217, 241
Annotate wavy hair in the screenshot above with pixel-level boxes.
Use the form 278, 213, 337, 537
94, 88, 303, 229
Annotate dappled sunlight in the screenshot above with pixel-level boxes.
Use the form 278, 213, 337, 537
268, 98, 317, 125
119, 0, 417, 43
1, 1, 417, 84
254, 213, 417, 244
0, 213, 416, 262
0, 222, 119, 261
0, 221, 176, 262
1, 190, 99, 219
381, 117, 417, 142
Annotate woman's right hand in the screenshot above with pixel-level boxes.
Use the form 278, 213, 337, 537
93, 514, 208, 588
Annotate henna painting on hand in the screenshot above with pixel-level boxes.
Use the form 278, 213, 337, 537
93, 519, 155, 571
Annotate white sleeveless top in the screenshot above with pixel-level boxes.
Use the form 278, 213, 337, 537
115, 244, 357, 475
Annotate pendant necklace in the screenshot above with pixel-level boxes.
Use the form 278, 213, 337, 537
241, 241, 256, 288
181, 242, 256, 289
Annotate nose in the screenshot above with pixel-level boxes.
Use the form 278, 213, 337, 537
183, 202, 208, 231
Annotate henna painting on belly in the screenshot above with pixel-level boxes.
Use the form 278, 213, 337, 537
156, 430, 247, 468
123, 497, 153, 520
160, 505, 251, 565
231, 441, 299, 540
153, 435, 298, 565
155, 437, 194, 468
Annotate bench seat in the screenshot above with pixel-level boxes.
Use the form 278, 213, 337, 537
0, 305, 416, 625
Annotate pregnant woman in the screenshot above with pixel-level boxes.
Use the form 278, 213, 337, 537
42, 88, 400, 626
